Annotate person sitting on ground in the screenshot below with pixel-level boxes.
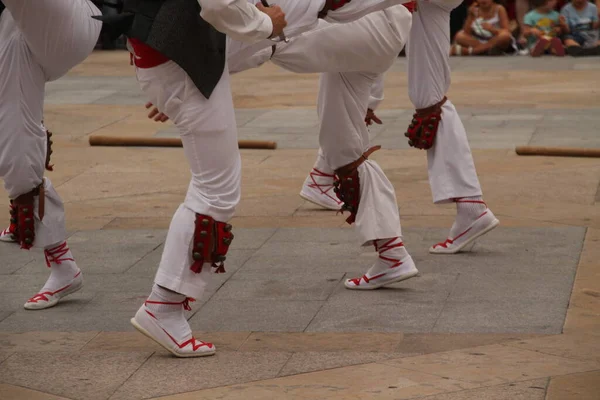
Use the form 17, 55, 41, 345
561, 0, 600, 55
451, 0, 515, 55
523, 0, 567, 55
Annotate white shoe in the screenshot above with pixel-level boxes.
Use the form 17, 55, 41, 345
345, 254, 419, 290
24, 271, 83, 310
0, 226, 16, 242
299, 168, 343, 211
131, 304, 216, 358
430, 209, 500, 254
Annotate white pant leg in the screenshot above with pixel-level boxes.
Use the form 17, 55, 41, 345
0, 11, 46, 198
407, 0, 482, 204
319, 71, 402, 245
0, 11, 70, 247
136, 61, 240, 299
273, 6, 411, 75
2, 0, 101, 81
34, 178, 68, 248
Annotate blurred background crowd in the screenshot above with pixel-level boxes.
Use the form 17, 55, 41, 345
92, 0, 600, 57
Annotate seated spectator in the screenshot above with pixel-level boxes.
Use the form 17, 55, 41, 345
561, 0, 600, 55
451, 0, 516, 55
515, 0, 571, 47
523, 0, 567, 55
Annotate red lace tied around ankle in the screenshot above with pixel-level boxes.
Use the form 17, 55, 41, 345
44, 242, 74, 268
145, 297, 196, 311
434, 198, 488, 249
374, 238, 404, 269
348, 238, 404, 286
308, 168, 342, 206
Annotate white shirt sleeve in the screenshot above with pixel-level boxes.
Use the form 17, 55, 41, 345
368, 74, 385, 111
199, 0, 274, 43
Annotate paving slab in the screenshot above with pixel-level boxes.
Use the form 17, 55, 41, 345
413, 378, 548, 400
0, 351, 152, 400
383, 344, 600, 387
279, 351, 398, 377
190, 300, 325, 332
546, 370, 600, 400
0, 331, 98, 352
109, 352, 292, 400
0, 384, 72, 400
164, 362, 478, 400
432, 299, 567, 334
306, 301, 444, 333
210, 272, 344, 302
0, 310, 137, 332
240, 332, 404, 353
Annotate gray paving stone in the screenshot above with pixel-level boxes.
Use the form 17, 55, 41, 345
28, 230, 167, 275
0, 310, 137, 332
269, 227, 357, 243
0, 351, 152, 400
433, 299, 566, 334
306, 302, 444, 333
0, 312, 13, 324
190, 300, 325, 332
109, 351, 291, 400
529, 128, 600, 148
0, 352, 13, 365
211, 272, 344, 302
279, 351, 396, 377
465, 128, 535, 149
244, 109, 319, 129
0, 245, 36, 274
447, 270, 575, 304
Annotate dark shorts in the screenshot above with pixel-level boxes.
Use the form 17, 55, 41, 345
564, 32, 589, 46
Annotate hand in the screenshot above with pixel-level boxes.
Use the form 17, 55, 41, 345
145, 102, 169, 122
593, 20, 600, 29
531, 28, 543, 38
256, 3, 287, 39
553, 26, 562, 35
365, 109, 383, 126
481, 22, 494, 32
559, 15, 567, 26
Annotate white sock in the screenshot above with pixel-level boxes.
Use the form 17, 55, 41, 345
41, 241, 80, 292
145, 284, 193, 342
449, 196, 488, 238
367, 237, 409, 275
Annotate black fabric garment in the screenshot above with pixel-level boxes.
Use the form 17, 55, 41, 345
0, 1, 5, 17
94, 0, 226, 99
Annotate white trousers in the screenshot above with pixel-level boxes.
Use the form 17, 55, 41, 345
136, 61, 240, 299
230, 6, 411, 245
0, 0, 101, 247
407, 0, 482, 204
279, 7, 412, 244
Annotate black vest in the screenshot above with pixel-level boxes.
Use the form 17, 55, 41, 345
94, 0, 226, 99
0, 1, 5, 16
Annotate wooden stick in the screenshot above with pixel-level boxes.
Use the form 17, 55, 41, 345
515, 146, 600, 158
89, 136, 277, 150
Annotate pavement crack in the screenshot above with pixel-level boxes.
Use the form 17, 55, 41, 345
107, 351, 154, 400
430, 272, 461, 332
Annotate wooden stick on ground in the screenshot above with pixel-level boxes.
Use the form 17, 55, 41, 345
89, 136, 277, 150
515, 146, 600, 158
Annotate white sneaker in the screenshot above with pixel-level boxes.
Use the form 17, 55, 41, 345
0, 226, 16, 242
131, 304, 216, 358
430, 209, 500, 254
24, 271, 83, 310
299, 168, 343, 211
345, 254, 419, 290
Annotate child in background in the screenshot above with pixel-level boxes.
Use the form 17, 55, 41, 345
452, 0, 515, 55
561, 0, 600, 56
523, 0, 567, 56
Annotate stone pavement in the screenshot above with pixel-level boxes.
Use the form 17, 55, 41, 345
1, 54, 599, 400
